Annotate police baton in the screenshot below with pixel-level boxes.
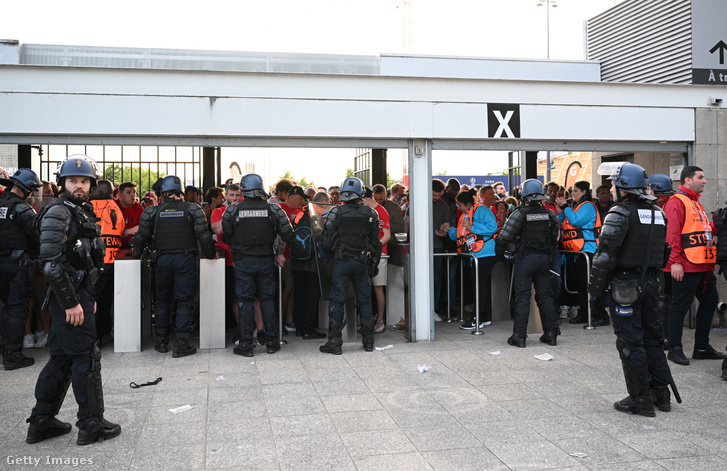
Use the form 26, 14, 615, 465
40, 285, 52, 312
669, 375, 682, 404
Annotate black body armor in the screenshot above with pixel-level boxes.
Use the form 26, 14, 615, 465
0, 192, 38, 255
152, 200, 197, 253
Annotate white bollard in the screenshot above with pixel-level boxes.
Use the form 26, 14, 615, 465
114, 259, 141, 352
199, 257, 226, 349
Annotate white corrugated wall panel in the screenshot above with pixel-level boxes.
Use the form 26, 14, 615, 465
587, 0, 692, 84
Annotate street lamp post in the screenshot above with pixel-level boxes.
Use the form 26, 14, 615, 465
537, 0, 557, 182
536, 0, 558, 59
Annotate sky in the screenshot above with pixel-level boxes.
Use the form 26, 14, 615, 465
3, 0, 623, 187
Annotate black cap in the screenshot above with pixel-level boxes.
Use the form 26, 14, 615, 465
288, 185, 309, 200
363, 187, 373, 198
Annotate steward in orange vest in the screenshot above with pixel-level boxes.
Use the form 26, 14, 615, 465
560, 200, 602, 252
90, 197, 125, 265
669, 192, 716, 265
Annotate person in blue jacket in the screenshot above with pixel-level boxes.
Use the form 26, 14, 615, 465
556, 180, 609, 326
441, 188, 499, 330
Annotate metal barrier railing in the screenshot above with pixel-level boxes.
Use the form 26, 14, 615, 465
433, 252, 482, 335
278, 264, 286, 345
559, 250, 595, 330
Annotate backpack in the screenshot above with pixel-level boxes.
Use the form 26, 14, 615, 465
290, 209, 314, 261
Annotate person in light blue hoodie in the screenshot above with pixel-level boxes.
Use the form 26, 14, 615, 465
556, 180, 608, 325
441, 188, 499, 330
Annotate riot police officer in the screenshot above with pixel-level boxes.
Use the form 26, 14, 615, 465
0, 168, 42, 370
589, 163, 675, 417
27, 155, 120, 445
495, 179, 560, 348
134, 175, 215, 357
319, 177, 382, 354
221, 173, 295, 356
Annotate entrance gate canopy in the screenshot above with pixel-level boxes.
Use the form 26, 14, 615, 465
2, 52, 713, 340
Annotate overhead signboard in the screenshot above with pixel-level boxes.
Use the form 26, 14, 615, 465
692, 0, 727, 85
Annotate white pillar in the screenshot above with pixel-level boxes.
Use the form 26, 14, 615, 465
199, 258, 226, 349
408, 139, 434, 341
114, 260, 141, 353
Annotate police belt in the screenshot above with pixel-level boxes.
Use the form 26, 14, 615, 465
614, 267, 658, 277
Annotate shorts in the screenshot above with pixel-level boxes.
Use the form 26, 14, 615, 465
369, 257, 388, 287
282, 258, 294, 291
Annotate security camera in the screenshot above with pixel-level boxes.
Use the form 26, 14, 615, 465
709, 97, 723, 106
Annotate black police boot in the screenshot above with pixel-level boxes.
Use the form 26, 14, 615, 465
77, 417, 121, 446
234, 341, 254, 357
320, 313, 344, 355
613, 394, 655, 417
651, 386, 671, 412
360, 317, 375, 352
539, 330, 558, 346
722, 352, 727, 380
3, 344, 35, 370
263, 323, 280, 354
26, 416, 72, 444
172, 335, 196, 358
507, 333, 526, 348
154, 335, 169, 353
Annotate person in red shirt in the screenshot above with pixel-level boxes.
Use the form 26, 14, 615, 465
211, 184, 242, 334
278, 184, 306, 332
115, 181, 145, 249
363, 187, 391, 334
663, 165, 725, 365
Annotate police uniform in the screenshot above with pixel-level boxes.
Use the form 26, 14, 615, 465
221, 174, 295, 356
27, 155, 121, 446
0, 169, 41, 370
589, 163, 674, 417
319, 178, 382, 355
134, 176, 215, 357
496, 180, 560, 347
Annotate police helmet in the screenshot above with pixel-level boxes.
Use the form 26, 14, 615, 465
339, 177, 364, 202
0, 168, 41, 194
56, 155, 99, 188
611, 163, 648, 195
240, 173, 267, 198
521, 179, 545, 203
648, 173, 675, 196
159, 175, 183, 194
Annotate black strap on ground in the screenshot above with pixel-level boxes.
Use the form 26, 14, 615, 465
130, 377, 162, 389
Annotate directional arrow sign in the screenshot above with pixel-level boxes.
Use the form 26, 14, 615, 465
710, 40, 727, 64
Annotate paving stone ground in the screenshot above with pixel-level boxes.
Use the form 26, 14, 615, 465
2, 318, 725, 470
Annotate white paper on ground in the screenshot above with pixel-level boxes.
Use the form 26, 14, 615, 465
569, 452, 587, 458
534, 353, 554, 361
375, 345, 394, 351
215, 375, 225, 381
168, 404, 194, 414
417, 365, 431, 373
489, 351, 501, 355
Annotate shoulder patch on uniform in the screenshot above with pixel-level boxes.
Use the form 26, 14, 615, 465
0, 207, 6, 219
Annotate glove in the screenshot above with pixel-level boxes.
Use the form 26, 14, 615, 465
368, 260, 379, 278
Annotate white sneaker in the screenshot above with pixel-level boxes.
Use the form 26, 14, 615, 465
464, 304, 474, 313
433, 312, 442, 322
23, 334, 35, 349
35, 332, 48, 348
559, 306, 569, 319
481, 321, 492, 326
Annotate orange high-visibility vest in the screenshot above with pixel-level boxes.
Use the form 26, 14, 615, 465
560, 201, 601, 251
91, 199, 126, 264
456, 203, 486, 253
671, 193, 716, 264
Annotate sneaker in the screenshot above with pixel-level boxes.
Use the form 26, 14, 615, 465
559, 306, 569, 319
374, 320, 386, 334
433, 312, 442, 322
34, 333, 48, 349
284, 322, 296, 332
257, 330, 266, 346
570, 306, 579, 318
481, 321, 492, 326
460, 320, 477, 330
463, 304, 474, 313
23, 334, 35, 349
391, 318, 406, 331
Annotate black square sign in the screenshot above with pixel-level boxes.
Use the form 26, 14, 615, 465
487, 103, 520, 138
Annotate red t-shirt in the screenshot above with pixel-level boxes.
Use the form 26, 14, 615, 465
116, 200, 144, 248
373, 204, 390, 255
210, 205, 233, 266
279, 202, 302, 258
